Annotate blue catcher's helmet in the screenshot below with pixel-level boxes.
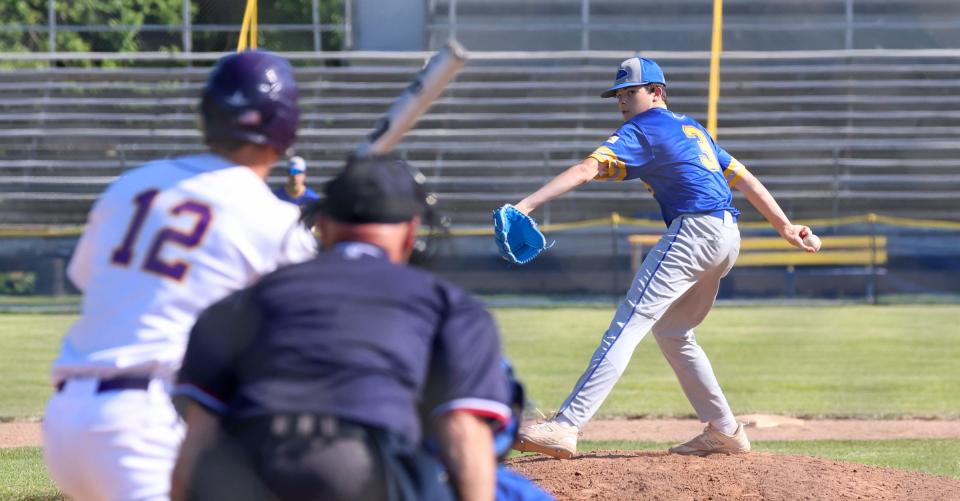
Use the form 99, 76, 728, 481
201, 50, 300, 154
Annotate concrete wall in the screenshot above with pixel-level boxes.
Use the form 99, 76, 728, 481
353, 0, 426, 50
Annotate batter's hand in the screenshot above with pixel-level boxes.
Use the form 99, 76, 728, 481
781, 224, 818, 253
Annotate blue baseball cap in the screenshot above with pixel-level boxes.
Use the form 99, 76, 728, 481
600, 57, 667, 98
287, 155, 306, 174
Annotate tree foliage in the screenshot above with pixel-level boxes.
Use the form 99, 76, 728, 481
1, 0, 182, 55
0, 0, 344, 59
193, 0, 344, 53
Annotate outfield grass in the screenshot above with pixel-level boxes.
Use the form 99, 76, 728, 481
0, 448, 60, 500
0, 315, 73, 418
0, 295, 81, 306
3, 305, 959, 498
496, 304, 960, 419
2, 306, 959, 419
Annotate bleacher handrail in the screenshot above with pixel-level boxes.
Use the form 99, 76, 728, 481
2, 49, 959, 225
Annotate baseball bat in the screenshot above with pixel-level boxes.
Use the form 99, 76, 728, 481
354, 39, 468, 158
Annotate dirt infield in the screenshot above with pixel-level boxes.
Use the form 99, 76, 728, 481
6, 417, 960, 499
0, 421, 42, 449
507, 451, 960, 500
501, 415, 960, 500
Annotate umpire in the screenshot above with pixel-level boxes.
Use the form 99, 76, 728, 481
171, 156, 512, 501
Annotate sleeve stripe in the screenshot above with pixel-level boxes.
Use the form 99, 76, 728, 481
589, 146, 628, 182
173, 383, 227, 414
724, 158, 748, 187
432, 398, 512, 425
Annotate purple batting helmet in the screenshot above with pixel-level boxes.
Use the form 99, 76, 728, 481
201, 50, 300, 154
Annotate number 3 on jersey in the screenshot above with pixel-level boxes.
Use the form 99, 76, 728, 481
110, 189, 213, 281
682, 125, 721, 172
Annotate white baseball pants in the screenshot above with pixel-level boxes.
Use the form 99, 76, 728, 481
556, 212, 740, 428
43, 378, 184, 501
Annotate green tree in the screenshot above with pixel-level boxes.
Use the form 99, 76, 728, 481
192, 0, 344, 53
0, 0, 345, 65
55, 0, 182, 54
0, 1, 49, 53
0, 0, 183, 65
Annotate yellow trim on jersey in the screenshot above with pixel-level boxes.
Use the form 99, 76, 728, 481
589, 146, 628, 182
724, 157, 748, 187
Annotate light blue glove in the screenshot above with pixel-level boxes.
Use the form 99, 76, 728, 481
492, 204, 553, 265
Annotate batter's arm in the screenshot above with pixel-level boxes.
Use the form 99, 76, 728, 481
171, 401, 221, 501
435, 410, 496, 501
734, 169, 817, 252
514, 157, 601, 215
66, 202, 106, 291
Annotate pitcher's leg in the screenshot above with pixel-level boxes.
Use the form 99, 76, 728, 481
555, 222, 703, 428
554, 303, 657, 428
516, 297, 660, 459
651, 264, 735, 431
517, 218, 706, 459
654, 330, 734, 426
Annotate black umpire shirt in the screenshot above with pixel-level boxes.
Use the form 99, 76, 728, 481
174, 241, 512, 445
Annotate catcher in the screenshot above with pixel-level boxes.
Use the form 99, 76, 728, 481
493, 56, 818, 459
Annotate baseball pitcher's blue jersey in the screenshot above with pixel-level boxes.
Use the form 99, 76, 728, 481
589, 107, 748, 225
272, 185, 320, 206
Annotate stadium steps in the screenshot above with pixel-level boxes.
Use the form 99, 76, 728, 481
3, 54, 960, 224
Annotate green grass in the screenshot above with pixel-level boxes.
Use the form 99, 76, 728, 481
0, 295, 81, 306
0, 315, 74, 418
3, 305, 960, 498
497, 304, 960, 419
2, 305, 959, 419
0, 448, 61, 500
753, 439, 960, 479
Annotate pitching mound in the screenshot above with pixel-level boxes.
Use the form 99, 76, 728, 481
507, 451, 960, 500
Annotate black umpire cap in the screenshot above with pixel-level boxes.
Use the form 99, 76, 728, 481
320, 155, 430, 224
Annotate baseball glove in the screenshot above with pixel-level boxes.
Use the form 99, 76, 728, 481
492, 204, 552, 265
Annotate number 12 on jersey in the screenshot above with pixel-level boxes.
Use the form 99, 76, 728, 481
682, 125, 721, 172
110, 189, 213, 281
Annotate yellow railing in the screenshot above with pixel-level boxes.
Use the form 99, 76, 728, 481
434, 212, 960, 238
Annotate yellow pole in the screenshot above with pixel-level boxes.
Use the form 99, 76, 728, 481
707, 0, 723, 139
250, 1, 258, 49
237, 0, 258, 52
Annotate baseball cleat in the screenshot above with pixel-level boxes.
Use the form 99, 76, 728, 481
668, 423, 751, 456
513, 421, 578, 459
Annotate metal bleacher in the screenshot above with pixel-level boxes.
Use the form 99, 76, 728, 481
1, 50, 960, 227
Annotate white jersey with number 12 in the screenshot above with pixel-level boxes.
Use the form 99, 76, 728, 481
52, 153, 316, 383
